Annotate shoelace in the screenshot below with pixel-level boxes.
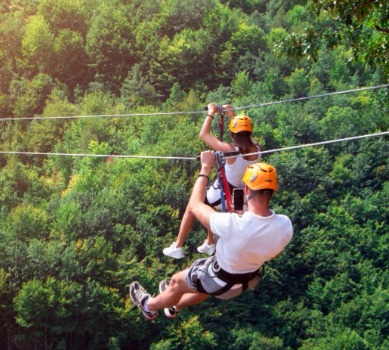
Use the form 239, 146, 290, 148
131, 283, 148, 303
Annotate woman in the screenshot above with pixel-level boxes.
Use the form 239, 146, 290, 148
163, 103, 261, 259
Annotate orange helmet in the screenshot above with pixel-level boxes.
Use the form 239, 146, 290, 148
242, 163, 278, 191
229, 115, 253, 133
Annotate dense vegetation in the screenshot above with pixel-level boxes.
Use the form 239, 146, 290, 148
0, 0, 388, 349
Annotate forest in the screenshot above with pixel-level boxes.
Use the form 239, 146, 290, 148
0, 0, 388, 349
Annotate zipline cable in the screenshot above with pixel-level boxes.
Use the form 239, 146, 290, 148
0, 84, 387, 122
231, 84, 389, 112
0, 151, 196, 160
1, 131, 387, 160
226, 131, 389, 158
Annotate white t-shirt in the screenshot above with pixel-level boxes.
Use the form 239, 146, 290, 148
210, 210, 293, 274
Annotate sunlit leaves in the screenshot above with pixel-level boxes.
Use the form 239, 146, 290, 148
21, 15, 54, 75
278, 0, 389, 73
4, 205, 49, 241
151, 315, 216, 350
14, 277, 127, 348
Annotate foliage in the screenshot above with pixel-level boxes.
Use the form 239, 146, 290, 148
275, 0, 388, 75
0, 0, 387, 349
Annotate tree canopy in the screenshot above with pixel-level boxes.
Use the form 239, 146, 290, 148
0, 0, 388, 349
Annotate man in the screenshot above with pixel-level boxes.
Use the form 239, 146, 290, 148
129, 150, 293, 320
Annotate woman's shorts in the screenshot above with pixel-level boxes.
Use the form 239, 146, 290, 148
185, 256, 261, 300
205, 180, 223, 209
205, 180, 236, 210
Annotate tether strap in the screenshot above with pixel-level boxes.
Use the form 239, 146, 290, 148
215, 151, 236, 213
220, 166, 232, 212
218, 113, 224, 141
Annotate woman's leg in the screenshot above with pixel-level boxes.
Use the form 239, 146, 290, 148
206, 229, 215, 245
175, 182, 218, 248
175, 206, 196, 248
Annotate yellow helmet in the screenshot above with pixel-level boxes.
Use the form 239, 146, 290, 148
242, 163, 278, 191
229, 115, 253, 133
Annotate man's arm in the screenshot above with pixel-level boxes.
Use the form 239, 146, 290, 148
187, 151, 216, 231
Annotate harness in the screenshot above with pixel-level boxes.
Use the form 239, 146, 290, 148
214, 151, 233, 212
210, 259, 265, 296
195, 256, 265, 297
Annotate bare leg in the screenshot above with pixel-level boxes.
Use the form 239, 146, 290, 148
147, 269, 207, 312
175, 292, 208, 311
206, 229, 215, 245
176, 204, 215, 248
175, 206, 196, 248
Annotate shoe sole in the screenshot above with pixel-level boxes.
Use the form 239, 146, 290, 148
140, 296, 158, 321
129, 282, 141, 306
197, 247, 215, 255
163, 249, 185, 259
141, 308, 158, 321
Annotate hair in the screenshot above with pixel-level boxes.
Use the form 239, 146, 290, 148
247, 188, 274, 201
230, 131, 259, 154
258, 189, 274, 196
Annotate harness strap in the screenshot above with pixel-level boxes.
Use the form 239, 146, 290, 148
209, 261, 264, 297
205, 180, 236, 208
192, 257, 265, 296
193, 258, 214, 294
219, 166, 232, 212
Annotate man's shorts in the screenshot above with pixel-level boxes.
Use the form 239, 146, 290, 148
186, 256, 261, 300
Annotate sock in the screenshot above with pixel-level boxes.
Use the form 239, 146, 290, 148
142, 296, 156, 313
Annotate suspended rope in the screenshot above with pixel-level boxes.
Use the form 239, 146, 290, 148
0, 151, 196, 160
1, 131, 387, 160
226, 131, 389, 158
231, 84, 389, 112
0, 84, 387, 122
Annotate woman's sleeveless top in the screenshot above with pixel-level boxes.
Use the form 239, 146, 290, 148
225, 146, 261, 187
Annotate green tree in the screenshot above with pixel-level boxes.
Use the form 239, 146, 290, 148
0, 11, 24, 94
21, 15, 54, 76
11, 73, 56, 120
38, 0, 88, 35
285, 68, 310, 97
231, 71, 253, 99
25, 88, 76, 156
120, 64, 159, 109
85, 1, 137, 92
151, 315, 216, 350
277, 0, 388, 74
53, 29, 91, 89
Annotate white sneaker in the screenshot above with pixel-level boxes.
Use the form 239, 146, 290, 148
197, 241, 216, 255
163, 242, 185, 259
129, 282, 158, 321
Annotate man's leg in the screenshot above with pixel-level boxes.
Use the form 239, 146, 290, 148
175, 291, 208, 311
147, 269, 207, 312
